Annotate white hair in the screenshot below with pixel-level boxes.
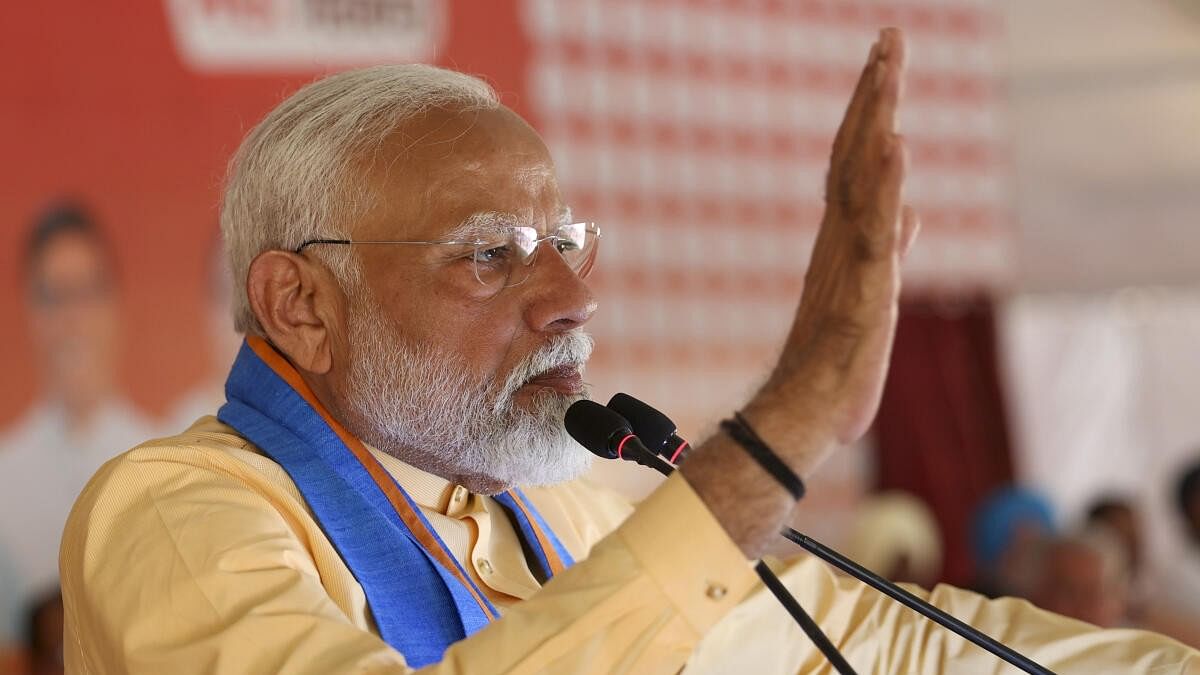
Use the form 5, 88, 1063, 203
344, 284, 595, 492
220, 64, 500, 334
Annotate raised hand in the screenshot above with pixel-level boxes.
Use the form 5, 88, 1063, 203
756, 27, 918, 448
681, 28, 919, 557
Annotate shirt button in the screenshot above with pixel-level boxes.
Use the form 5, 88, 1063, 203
705, 582, 728, 601
477, 559, 494, 576
452, 486, 468, 503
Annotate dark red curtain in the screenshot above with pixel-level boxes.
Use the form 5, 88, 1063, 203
873, 296, 1016, 586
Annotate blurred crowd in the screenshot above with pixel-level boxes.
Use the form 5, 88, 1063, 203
2, 200, 1200, 675
844, 479, 1200, 649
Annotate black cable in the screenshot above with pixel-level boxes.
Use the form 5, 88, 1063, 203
755, 560, 858, 675
778, 528, 1055, 675
624, 444, 858, 674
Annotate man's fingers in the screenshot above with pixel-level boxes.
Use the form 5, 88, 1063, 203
829, 34, 886, 161
867, 28, 906, 138
865, 133, 907, 256
826, 28, 907, 212
848, 28, 906, 182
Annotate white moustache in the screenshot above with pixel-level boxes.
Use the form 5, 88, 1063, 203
494, 332, 594, 409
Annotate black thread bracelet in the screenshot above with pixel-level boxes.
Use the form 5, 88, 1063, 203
720, 413, 806, 501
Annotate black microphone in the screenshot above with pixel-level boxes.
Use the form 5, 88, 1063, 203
607, 393, 690, 464
564, 400, 673, 476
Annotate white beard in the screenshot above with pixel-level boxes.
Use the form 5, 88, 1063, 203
341, 293, 594, 493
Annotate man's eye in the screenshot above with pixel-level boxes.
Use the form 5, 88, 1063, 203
555, 238, 581, 253
473, 245, 514, 265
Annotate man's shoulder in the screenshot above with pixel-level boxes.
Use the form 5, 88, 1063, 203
117, 415, 256, 466
76, 416, 295, 510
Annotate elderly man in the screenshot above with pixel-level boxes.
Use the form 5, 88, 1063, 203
61, 30, 1197, 673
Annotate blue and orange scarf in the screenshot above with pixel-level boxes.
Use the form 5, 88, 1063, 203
218, 337, 574, 667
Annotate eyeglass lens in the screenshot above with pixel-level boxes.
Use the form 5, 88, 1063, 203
471, 223, 597, 290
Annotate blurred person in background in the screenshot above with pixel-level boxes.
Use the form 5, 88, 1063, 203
968, 485, 1056, 600
0, 202, 152, 658
1085, 496, 1144, 588
1028, 527, 1130, 628
1082, 487, 1200, 647
843, 491, 942, 588
1085, 494, 1159, 620
167, 231, 241, 430
1157, 460, 1200, 621
24, 589, 63, 675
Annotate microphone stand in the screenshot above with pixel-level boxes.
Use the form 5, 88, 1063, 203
753, 560, 857, 675
633, 451, 859, 675
778, 528, 1053, 675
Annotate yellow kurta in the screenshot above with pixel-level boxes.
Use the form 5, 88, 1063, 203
60, 417, 1199, 674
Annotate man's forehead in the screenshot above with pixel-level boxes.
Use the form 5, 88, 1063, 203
449, 160, 556, 193
513, 166, 555, 192
359, 106, 565, 240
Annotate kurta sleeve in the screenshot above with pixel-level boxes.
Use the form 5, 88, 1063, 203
60, 446, 758, 675
685, 553, 1200, 674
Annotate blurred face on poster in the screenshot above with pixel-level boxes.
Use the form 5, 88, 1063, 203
25, 227, 120, 417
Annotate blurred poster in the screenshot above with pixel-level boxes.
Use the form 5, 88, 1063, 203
165, 0, 446, 71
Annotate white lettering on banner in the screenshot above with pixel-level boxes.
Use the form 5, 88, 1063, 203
165, 0, 446, 71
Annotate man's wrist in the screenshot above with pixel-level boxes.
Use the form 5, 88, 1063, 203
677, 437, 796, 559
719, 414, 806, 501
738, 383, 837, 481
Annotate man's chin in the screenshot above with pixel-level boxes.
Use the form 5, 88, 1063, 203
461, 443, 594, 495
451, 459, 593, 496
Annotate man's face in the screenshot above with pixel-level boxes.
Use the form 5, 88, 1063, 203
323, 106, 598, 493
1034, 542, 1127, 627
26, 230, 120, 412
1098, 507, 1141, 572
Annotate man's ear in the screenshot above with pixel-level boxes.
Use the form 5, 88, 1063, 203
246, 250, 340, 374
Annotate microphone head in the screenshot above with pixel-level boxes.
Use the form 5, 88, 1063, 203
564, 399, 632, 460
607, 393, 676, 451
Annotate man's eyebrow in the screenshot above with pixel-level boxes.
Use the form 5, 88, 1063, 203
442, 212, 515, 241
442, 207, 575, 241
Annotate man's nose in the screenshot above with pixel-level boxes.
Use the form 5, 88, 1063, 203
521, 241, 596, 333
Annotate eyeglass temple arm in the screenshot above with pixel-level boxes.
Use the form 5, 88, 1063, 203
294, 239, 351, 253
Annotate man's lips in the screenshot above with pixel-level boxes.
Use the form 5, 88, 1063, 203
522, 364, 584, 396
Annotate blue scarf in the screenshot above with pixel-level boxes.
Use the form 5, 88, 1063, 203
217, 338, 574, 667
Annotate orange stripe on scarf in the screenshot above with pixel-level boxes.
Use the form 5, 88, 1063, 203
246, 336, 498, 621
504, 490, 567, 576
